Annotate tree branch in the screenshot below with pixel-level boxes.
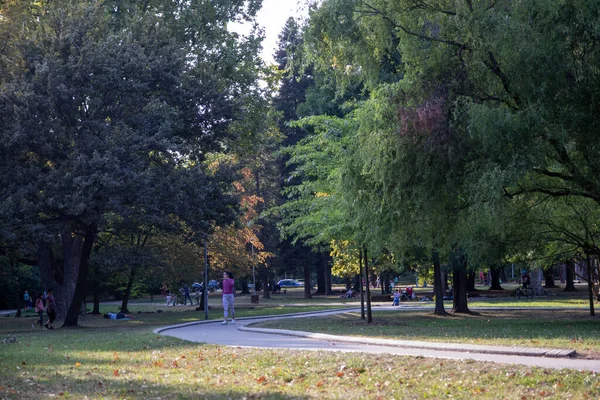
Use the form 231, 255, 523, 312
503, 185, 600, 203
358, 1, 467, 49
483, 51, 521, 108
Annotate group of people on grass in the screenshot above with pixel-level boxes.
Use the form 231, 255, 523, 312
160, 272, 236, 325
392, 287, 414, 305
162, 281, 198, 306
29, 288, 56, 329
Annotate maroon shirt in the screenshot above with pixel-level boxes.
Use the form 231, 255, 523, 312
222, 278, 234, 294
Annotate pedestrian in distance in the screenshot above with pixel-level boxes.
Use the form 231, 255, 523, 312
32, 293, 45, 329
181, 282, 193, 305
44, 288, 56, 329
221, 271, 235, 325
24, 290, 31, 309
165, 290, 175, 306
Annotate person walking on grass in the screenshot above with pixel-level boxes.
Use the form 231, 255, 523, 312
221, 271, 235, 325
44, 288, 56, 329
32, 292, 44, 328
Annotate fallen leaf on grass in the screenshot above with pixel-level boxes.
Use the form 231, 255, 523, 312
257, 376, 267, 384
75, 362, 81, 367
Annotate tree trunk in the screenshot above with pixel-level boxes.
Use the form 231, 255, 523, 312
37, 229, 81, 324
63, 223, 97, 327
489, 265, 504, 290
564, 259, 577, 292
452, 264, 470, 314
315, 256, 326, 294
466, 272, 476, 291
432, 249, 446, 316
61, 227, 84, 321
544, 268, 557, 288
240, 278, 250, 295
443, 271, 450, 293
364, 247, 372, 323
303, 263, 312, 298
37, 243, 61, 300
120, 266, 136, 314
359, 254, 365, 320
586, 256, 595, 316
324, 254, 333, 295
199, 289, 205, 310
91, 261, 101, 314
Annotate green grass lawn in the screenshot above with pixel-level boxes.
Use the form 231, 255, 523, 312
1, 293, 599, 399
255, 309, 600, 359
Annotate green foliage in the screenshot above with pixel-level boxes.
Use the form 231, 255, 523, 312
296, 0, 600, 281
273, 115, 357, 248
0, 0, 266, 323
330, 239, 360, 278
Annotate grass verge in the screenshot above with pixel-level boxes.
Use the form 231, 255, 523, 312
1, 299, 599, 399
1, 319, 599, 399
255, 309, 600, 359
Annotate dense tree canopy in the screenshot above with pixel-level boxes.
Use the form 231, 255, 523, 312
0, 0, 265, 324
1, 0, 599, 319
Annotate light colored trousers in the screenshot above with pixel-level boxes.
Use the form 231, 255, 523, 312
222, 294, 235, 319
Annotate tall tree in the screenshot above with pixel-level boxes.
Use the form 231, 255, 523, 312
0, 0, 263, 326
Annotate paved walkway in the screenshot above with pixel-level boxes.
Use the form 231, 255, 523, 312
156, 307, 600, 372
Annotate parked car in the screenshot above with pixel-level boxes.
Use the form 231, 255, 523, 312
277, 279, 303, 288
296, 279, 315, 288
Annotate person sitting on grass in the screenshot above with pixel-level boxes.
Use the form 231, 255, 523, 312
104, 312, 136, 320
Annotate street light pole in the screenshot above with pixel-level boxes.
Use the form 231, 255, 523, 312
203, 237, 209, 320
252, 244, 256, 295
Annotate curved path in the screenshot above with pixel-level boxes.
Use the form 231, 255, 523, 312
156, 307, 600, 372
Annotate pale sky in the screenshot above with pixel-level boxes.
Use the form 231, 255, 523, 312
232, 0, 310, 65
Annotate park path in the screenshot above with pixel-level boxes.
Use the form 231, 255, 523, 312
156, 307, 600, 373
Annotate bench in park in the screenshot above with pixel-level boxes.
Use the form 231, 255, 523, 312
370, 294, 391, 302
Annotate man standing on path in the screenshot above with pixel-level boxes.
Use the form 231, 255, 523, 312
221, 271, 235, 325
